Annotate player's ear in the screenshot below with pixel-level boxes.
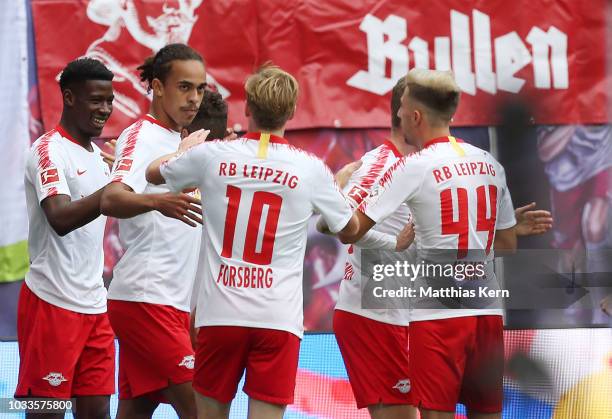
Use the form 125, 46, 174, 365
414, 109, 422, 126
62, 88, 75, 107
152, 78, 164, 98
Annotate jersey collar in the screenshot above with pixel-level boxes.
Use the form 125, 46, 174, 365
423, 136, 465, 149
243, 132, 290, 145
143, 114, 175, 132
56, 125, 93, 151
383, 140, 403, 158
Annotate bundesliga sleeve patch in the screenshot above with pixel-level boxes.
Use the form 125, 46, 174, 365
347, 184, 369, 207
39, 168, 60, 187
115, 158, 133, 173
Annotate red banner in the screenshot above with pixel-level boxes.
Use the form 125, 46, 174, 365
32, 0, 608, 137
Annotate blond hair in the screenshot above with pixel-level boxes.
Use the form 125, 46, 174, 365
405, 69, 460, 125
245, 64, 299, 130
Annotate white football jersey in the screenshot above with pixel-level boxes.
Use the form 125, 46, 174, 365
24, 126, 109, 314
361, 136, 516, 321
107, 115, 201, 312
160, 132, 353, 338
336, 140, 413, 326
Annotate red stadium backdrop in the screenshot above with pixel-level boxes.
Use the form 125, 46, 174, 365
32, 0, 608, 137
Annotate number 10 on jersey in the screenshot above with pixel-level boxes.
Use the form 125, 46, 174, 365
221, 185, 283, 265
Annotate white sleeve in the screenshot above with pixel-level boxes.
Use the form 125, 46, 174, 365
355, 229, 396, 250
311, 159, 353, 234
342, 158, 376, 208
496, 167, 516, 229
110, 130, 158, 193
30, 141, 71, 202
160, 143, 209, 193
359, 158, 422, 223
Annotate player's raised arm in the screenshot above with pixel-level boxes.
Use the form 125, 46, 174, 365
318, 159, 413, 251
514, 202, 553, 236
146, 129, 209, 186
99, 130, 203, 226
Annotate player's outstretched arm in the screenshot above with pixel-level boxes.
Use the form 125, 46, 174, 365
146, 155, 172, 185
100, 182, 202, 226
42, 188, 106, 236
147, 129, 210, 185
514, 202, 553, 236
493, 226, 517, 255
337, 210, 376, 244
315, 159, 364, 235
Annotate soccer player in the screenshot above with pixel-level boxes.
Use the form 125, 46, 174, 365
329, 77, 553, 419
332, 76, 417, 419
99, 43, 206, 419
145, 64, 359, 419
16, 58, 115, 419
344, 69, 518, 419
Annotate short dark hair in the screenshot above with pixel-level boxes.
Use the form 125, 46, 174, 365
187, 90, 228, 139
58, 58, 113, 91
391, 76, 407, 129
138, 43, 204, 92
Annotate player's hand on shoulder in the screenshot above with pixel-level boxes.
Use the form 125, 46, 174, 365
515, 202, 553, 236
154, 192, 203, 227
335, 160, 362, 189
395, 221, 415, 251
223, 127, 238, 141
179, 129, 210, 153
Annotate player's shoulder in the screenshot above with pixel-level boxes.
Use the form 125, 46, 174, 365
29, 129, 63, 159
286, 144, 330, 172
259, 139, 326, 168
361, 143, 393, 165
465, 143, 503, 166
31, 128, 60, 147
117, 118, 149, 142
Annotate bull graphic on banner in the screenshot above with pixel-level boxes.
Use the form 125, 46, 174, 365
61, 0, 229, 120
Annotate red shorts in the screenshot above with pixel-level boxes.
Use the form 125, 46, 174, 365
550, 169, 609, 249
193, 326, 300, 405
107, 300, 194, 400
15, 283, 115, 398
409, 315, 504, 413
333, 310, 411, 409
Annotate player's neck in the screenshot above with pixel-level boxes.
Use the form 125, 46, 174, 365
248, 121, 285, 138
389, 129, 415, 155
148, 103, 180, 132
421, 127, 452, 148
58, 115, 93, 151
